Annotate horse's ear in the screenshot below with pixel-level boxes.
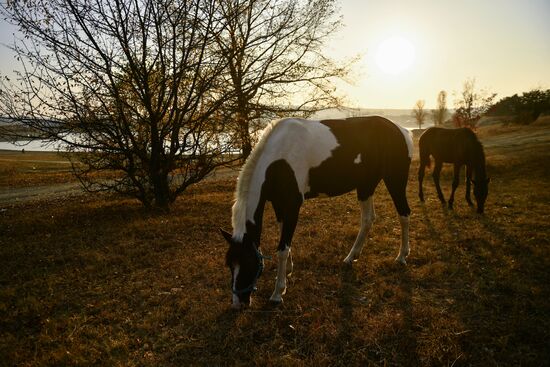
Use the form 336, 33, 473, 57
220, 228, 233, 245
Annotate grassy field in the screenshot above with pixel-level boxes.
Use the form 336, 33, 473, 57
0, 150, 76, 187
1, 124, 549, 366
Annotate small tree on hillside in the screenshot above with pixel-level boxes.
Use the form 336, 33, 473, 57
413, 99, 427, 129
487, 88, 550, 124
0, 0, 235, 209
432, 90, 447, 126
453, 78, 496, 128
215, 0, 350, 159
515, 89, 550, 124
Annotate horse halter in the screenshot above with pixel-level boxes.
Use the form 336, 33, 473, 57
232, 245, 271, 296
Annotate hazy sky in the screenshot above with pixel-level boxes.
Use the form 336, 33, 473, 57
330, 0, 550, 108
0, 0, 549, 109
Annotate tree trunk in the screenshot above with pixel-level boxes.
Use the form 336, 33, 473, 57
152, 171, 171, 210
241, 135, 252, 161
149, 119, 170, 210
237, 109, 252, 161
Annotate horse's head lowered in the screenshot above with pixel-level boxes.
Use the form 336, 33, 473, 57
221, 229, 266, 309
473, 177, 490, 214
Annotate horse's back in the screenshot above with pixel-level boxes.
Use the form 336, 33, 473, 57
268, 116, 412, 168
419, 127, 481, 164
420, 127, 478, 143
320, 116, 413, 159
256, 116, 412, 196
303, 116, 412, 197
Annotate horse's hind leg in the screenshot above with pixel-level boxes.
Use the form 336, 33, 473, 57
276, 222, 294, 276
384, 172, 411, 265
432, 160, 446, 204
448, 163, 461, 209
344, 196, 375, 264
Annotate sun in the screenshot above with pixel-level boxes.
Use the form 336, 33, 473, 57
375, 36, 416, 75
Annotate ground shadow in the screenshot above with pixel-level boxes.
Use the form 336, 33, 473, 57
396, 265, 419, 365
419, 203, 439, 241
431, 204, 549, 364
334, 264, 358, 360
376, 263, 419, 365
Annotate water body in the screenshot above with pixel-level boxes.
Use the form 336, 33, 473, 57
0, 139, 67, 152
0, 116, 427, 152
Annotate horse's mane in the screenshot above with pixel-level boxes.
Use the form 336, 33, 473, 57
232, 119, 283, 240
461, 128, 487, 175
465, 129, 486, 161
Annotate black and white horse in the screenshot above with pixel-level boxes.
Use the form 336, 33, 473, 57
221, 116, 413, 309
418, 127, 489, 213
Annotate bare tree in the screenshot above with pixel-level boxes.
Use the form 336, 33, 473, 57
453, 78, 496, 128
413, 99, 427, 129
0, 0, 235, 209
215, 0, 350, 159
432, 90, 447, 126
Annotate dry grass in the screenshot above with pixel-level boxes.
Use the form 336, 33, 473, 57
1, 125, 549, 366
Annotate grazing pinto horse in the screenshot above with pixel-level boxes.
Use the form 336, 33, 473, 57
221, 116, 413, 309
418, 127, 489, 213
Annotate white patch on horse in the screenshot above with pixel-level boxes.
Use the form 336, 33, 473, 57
232, 118, 339, 240
396, 124, 414, 158
354, 153, 362, 164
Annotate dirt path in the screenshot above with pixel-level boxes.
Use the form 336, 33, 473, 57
0, 167, 239, 205
0, 182, 83, 204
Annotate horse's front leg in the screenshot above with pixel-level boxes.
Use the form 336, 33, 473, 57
270, 209, 299, 304
465, 165, 473, 206
418, 163, 426, 202
432, 160, 446, 204
448, 163, 461, 209
270, 245, 290, 303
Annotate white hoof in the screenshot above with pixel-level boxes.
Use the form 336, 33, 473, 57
395, 256, 407, 265
270, 284, 286, 303
269, 294, 283, 303
343, 255, 357, 264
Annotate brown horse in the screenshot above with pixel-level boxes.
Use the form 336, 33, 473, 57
418, 127, 489, 213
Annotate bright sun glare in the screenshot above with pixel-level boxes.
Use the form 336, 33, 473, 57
375, 36, 416, 75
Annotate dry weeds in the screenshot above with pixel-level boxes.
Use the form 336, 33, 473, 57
1, 125, 549, 366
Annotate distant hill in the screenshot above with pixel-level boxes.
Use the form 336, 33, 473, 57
0, 117, 22, 126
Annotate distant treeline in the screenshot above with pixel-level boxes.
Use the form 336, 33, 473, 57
486, 89, 550, 124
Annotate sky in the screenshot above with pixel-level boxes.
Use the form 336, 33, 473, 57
328, 0, 550, 108
0, 0, 549, 109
